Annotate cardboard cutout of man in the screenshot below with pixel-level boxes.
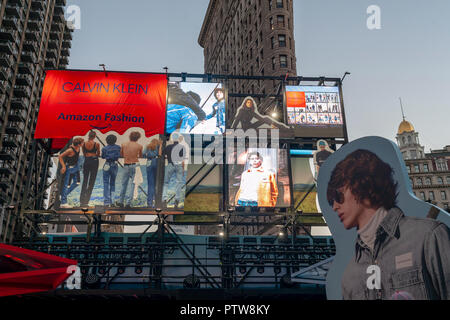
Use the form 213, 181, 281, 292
318, 136, 450, 300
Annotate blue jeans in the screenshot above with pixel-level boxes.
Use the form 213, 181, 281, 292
237, 199, 258, 207
103, 162, 118, 205
119, 164, 137, 205
162, 163, 183, 204
146, 159, 158, 207
61, 166, 80, 205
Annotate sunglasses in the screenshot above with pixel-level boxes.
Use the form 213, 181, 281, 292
328, 188, 345, 206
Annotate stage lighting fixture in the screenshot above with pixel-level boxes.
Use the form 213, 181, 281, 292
135, 266, 143, 274
278, 231, 284, 237
155, 208, 162, 213
84, 273, 100, 289
257, 266, 265, 274
117, 267, 125, 274
280, 274, 295, 288
239, 266, 247, 274
183, 274, 200, 289
219, 231, 224, 237
98, 267, 106, 275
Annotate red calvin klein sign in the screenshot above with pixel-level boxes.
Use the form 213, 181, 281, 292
34, 70, 167, 139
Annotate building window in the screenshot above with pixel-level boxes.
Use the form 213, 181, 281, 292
268, 0, 273, 10
444, 203, 449, 210
436, 159, 448, 171
437, 177, 443, 185
416, 178, 422, 186
276, 0, 283, 8
272, 57, 276, 70
270, 17, 274, 30
409, 178, 413, 186
441, 191, 447, 200
423, 164, 429, 172
420, 192, 426, 200
277, 15, 285, 27
271, 36, 275, 49
414, 164, 420, 173
447, 177, 450, 185
425, 177, 431, 186
407, 136, 412, 144
278, 34, 286, 47
280, 55, 287, 68
429, 191, 435, 201
410, 150, 417, 159
406, 166, 411, 173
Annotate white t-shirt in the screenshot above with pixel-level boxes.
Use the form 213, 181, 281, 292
238, 168, 268, 201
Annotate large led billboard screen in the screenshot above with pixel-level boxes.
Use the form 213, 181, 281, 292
166, 82, 225, 135
285, 85, 345, 138
228, 148, 291, 209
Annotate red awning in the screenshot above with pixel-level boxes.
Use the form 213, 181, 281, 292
0, 243, 77, 297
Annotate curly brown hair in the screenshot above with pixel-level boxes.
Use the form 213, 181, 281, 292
129, 131, 141, 142
326, 149, 398, 209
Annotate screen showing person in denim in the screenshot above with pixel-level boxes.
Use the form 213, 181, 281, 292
118, 131, 143, 207
101, 134, 121, 206
58, 137, 84, 207
166, 84, 206, 134
144, 138, 161, 208
80, 130, 100, 207
205, 88, 226, 134
327, 149, 450, 300
162, 134, 186, 208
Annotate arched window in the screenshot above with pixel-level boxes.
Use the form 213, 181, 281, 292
425, 177, 431, 186
437, 177, 443, 185
416, 178, 422, 186
402, 137, 406, 145
407, 136, 412, 144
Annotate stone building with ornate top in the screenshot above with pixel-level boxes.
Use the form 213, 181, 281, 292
396, 119, 450, 211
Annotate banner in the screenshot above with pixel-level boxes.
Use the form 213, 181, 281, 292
35, 70, 167, 139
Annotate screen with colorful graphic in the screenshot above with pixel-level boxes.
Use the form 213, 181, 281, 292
166, 82, 226, 135
35, 70, 167, 139
285, 86, 345, 138
228, 148, 291, 209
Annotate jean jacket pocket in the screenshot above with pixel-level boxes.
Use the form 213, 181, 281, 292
390, 267, 428, 300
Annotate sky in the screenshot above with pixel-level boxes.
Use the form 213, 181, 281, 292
65, 0, 450, 151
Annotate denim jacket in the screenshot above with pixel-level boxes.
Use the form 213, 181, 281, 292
342, 207, 450, 300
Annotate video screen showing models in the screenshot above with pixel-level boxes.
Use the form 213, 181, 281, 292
285, 85, 345, 138
228, 148, 291, 209
53, 128, 164, 212
166, 82, 226, 135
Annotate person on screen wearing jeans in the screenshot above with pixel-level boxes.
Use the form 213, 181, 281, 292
101, 134, 121, 207
204, 88, 226, 134
162, 133, 186, 209
58, 137, 84, 208
80, 130, 100, 207
235, 152, 278, 207
118, 131, 143, 208
327, 149, 450, 300
144, 138, 162, 208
